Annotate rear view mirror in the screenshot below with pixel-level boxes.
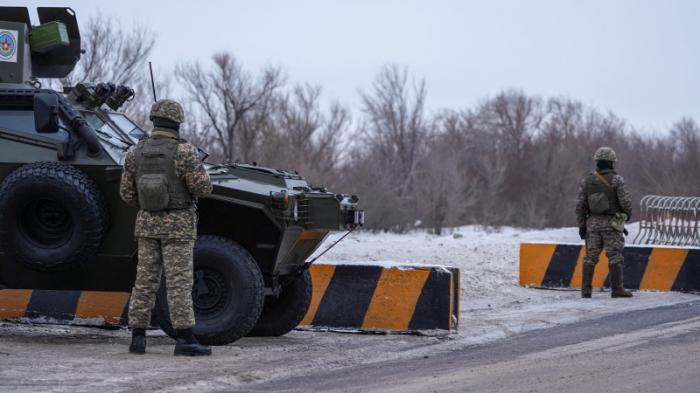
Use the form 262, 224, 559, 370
34, 93, 60, 133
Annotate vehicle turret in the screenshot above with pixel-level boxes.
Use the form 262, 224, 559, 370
0, 7, 81, 86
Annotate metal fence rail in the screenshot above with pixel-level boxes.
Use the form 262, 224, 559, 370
633, 195, 700, 247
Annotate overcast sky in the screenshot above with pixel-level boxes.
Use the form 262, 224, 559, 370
23, 0, 700, 131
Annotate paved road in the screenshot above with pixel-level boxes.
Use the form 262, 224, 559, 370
245, 300, 700, 393
1, 300, 698, 392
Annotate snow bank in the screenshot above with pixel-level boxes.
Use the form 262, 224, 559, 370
312, 224, 698, 345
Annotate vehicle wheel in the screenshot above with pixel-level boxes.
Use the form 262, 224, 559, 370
248, 269, 312, 337
153, 235, 265, 345
0, 162, 108, 271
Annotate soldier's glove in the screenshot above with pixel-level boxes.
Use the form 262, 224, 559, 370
579, 227, 587, 240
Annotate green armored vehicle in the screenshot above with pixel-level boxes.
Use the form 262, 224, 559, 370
0, 7, 363, 344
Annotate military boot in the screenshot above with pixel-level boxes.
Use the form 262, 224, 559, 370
174, 328, 212, 356
609, 264, 633, 298
581, 264, 594, 298
129, 328, 146, 354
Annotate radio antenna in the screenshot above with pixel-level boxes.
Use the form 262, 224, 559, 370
148, 61, 157, 102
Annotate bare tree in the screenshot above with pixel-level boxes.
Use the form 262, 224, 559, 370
259, 84, 349, 187
359, 64, 430, 202
670, 118, 700, 195
468, 91, 545, 225
451, 108, 509, 226
61, 15, 154, 87
413, 130, 460, 234
46, 15, 157, 126
47, 19, 700, 232
176, 53, 284, 163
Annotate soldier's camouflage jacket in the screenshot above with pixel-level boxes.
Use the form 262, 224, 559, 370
575, 169, 632, 232
119, 133, 213, 240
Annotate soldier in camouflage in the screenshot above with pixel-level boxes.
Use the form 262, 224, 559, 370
120, 99, 214, 356
575, 147, 633, 299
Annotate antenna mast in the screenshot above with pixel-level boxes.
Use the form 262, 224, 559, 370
148, 61, 157, 102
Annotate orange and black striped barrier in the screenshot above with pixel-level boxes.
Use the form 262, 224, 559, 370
0, 289, 128, 326
0, 263, 460, 333
520, 242, 700, 291
300, 263, 460, 332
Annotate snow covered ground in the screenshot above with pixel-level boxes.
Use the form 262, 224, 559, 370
315, 224, 698, 347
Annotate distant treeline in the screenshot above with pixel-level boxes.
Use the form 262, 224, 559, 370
60, 16, 700, 233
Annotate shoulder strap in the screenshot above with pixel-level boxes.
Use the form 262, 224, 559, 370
133, 140, 146, 169
594, 171, 614, 192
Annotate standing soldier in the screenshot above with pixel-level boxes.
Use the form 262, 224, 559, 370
120, 99, 213, 356
576, 147, 633, 299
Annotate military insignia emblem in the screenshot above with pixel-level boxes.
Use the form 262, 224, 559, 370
0, 30, 18, 63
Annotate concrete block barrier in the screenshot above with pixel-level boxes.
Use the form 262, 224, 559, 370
300, 263, 460, 333
0, 289, 128, 326
0, 263, 460, 333
520, 242, 700, 291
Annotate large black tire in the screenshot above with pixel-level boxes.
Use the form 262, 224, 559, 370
153, 235, 265, 345
248, 269, 312, 337
0, 162, 108, 271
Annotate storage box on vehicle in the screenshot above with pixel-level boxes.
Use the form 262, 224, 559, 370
29, 21, 69, 53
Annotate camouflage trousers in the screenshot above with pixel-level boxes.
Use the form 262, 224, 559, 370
583, 230, 625, 267
128, 237, 196, 330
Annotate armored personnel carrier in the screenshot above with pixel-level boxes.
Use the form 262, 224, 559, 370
0, 7, 363, 344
